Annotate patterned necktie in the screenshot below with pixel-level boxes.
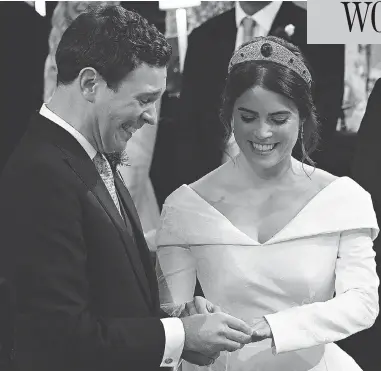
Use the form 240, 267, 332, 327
242, 16, 255, 44
93, 152, 121, 215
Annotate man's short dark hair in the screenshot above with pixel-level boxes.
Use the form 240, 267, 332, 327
56, 4, 172, 91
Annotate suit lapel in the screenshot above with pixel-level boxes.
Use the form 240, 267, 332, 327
114, 171, 143, 230
114, 173, 159, 307
64, 154, 153, 308
216, 8, 237, 67
269, 2, 307, 44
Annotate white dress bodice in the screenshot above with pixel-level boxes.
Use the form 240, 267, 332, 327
156, 176, 379, 371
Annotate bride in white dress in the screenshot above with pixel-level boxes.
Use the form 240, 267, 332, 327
155, 36, 379, 371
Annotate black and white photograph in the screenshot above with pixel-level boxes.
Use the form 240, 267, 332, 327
0, 1, 380, 370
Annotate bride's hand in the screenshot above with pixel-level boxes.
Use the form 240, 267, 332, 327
250, 317, 273, 342
182, 296, 222, 316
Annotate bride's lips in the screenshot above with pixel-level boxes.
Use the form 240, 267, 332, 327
248, 141, 278, 155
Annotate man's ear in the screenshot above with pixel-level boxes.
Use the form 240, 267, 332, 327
78, 67, 104, 102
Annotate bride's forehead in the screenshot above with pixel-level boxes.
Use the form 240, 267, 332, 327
235, 86, 297, 112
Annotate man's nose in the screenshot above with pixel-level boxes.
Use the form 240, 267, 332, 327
142, 104, 157, 126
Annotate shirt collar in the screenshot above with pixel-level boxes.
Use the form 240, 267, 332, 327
39, 104, 97, 160
235, 1, 283, 32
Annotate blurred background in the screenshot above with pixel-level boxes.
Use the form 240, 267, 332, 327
2, 1, 381, 186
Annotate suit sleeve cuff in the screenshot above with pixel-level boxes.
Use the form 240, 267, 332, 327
160, 318, 185, 367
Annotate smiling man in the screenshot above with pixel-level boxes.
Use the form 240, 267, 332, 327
46, 59, 165, 166
0, 5, 254, 371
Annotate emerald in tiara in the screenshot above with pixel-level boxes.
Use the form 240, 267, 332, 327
228, 40, 312, 86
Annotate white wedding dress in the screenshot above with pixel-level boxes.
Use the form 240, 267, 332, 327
156, 176, 379, 371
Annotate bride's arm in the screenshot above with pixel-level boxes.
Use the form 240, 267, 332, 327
263, 228, 379, 354
156, 244, 197, 317
155, 205, 197, 317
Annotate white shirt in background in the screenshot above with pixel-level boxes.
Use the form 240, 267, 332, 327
235, 1, 283, 50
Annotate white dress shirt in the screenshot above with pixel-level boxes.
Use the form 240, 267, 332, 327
39, 104, 185, 368
235, 1, 283, 50
40, 104, 97, 160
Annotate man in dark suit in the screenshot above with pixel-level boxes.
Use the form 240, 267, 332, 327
347, 78, 381, 370
0, 5, 253, 371
171, 1, 344, 189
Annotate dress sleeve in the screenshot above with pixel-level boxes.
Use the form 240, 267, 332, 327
155, 203, 197, 316
264, 228, 379, 354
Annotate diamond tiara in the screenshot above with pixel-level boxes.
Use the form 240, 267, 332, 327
228, 40, 312, 86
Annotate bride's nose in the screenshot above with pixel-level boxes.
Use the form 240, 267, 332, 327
253, 121, 273, 140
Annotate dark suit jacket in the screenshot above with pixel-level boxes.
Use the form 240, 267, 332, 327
0, 277, 14, 370
0, 2, 51, 174
173, 3, 345, 187
351, 78, 381, 222
345, 78, 381, 370
0, 113, 166, 371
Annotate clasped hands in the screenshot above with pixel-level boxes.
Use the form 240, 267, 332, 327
180, 296, 272, 366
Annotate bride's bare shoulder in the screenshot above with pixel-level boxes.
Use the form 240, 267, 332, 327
316, 170, 338, 188
190, 161, 233, 199
296, 161, 338, 189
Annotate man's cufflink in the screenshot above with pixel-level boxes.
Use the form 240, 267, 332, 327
164, 357, 174, 365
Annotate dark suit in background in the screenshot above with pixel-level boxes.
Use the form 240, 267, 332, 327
346, 78, 381, 371
0, 2, 56, 174
0, 277, 14, 370
170, 2, 344, 190
351, 78, 381, 227
0, 113, 166, 371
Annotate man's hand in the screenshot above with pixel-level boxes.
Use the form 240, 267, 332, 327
180, 297, 223, 366
182, 350, 220, 366
182, 296, 222, 316
181, 312, 252, 357
250, 317, 273, 342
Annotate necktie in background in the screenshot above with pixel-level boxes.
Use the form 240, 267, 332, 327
93, 152, 121, 215
242, 16, 255, 44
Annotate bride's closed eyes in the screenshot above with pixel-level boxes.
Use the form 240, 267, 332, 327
269, 112, 291, 125
238, 108, 291, 125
